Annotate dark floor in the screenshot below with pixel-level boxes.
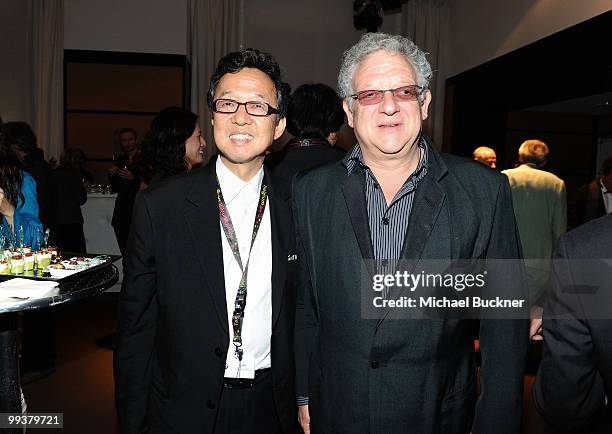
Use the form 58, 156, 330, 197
22, 292, 556, 434
22, 292, 119, 434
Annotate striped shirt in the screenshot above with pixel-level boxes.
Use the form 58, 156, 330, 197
343, 139, 428, 273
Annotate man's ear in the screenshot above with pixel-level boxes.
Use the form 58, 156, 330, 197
274, 116, 286, 140
343, 100, 354, 128
420, 89, 432, 120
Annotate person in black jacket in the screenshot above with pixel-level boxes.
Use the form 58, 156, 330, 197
115, 48, 297, 434
51, 149, 87, 253
267, 83, 346, 187
534, 213, 612, 433
109, 128, 141, 255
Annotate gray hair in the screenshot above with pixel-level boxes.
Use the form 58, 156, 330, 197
338, 33, 433, 104
518, 139, 549, 166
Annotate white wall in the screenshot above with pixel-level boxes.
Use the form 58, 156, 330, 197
64, 0, 187, 54
244, 0, 402, 90
449, 0, 611, 77
0, 0, 32, 123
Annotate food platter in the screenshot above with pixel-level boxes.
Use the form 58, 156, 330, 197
0, 250, 121, 282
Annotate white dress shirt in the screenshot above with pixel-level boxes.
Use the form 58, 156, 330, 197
600, 179, 612, 214
216, 157, 272, 376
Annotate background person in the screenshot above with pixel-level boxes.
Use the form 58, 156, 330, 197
472, 146, 497, 169
568, 156, 612, 229
139, 106, 206, 188
534, 213, 612, 433
267, 83, 346, 186
109, 128, 141, 254
51, 149, 88, 252
0, 121, 54, 231
502, 139, 566, 342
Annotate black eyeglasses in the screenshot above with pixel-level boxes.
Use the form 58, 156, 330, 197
212, 99, 279, 117
350, 85, 424, 106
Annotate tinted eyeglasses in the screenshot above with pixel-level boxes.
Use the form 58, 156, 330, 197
350, 85, 424, 106
212, 99, 279, 117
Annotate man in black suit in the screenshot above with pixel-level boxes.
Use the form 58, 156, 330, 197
534, 213, 612, 433
568, 157, 612, 229
267, 83, 346, 187
293, 33, 529, 434
114, 49, 297, 434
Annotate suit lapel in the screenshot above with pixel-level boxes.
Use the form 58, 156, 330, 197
399, 175, 446, 260
267, 170, 290, 329
342, 169, 375, 262
184, 160, 229, 336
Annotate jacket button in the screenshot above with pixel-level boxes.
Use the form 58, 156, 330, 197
370, 360, 379, 369
214, 346, 223, 357
206, 400, 216, 409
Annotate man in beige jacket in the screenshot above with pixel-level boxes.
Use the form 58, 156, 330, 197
503, 139, 566, 340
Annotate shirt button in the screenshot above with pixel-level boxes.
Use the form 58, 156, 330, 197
214, 346, 223, 357
382, 217, 389, 225
370, 360, 380, 369
206, 400, 216, 409
381, 259, 389, 267
374, 183, 380, 189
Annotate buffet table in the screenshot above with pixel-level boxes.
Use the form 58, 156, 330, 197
82, 193, 122, 291
0, 264, 119, 429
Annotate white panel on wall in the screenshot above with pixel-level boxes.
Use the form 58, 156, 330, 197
449, 0, 611, 76
64, 0, 187, 54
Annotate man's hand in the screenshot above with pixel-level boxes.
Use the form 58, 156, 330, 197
530, 305, 543, 341
110, 165, 134, 181
298, 404, 310, 434
116, 168, 134, 180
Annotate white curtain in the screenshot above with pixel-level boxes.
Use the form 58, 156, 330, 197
400, 0, 450, 148
32, 0, 64, 162
188, 0, 244, 161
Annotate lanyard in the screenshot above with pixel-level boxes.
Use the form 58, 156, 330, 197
216, 176, 268, 361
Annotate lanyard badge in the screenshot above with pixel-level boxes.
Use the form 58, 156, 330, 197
216, 176, 268, 361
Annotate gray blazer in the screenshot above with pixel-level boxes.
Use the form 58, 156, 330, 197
293, 140, 529, 434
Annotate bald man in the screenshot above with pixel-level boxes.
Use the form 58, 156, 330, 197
473, 146, 497, 169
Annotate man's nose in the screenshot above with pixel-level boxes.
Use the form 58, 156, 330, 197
232, 104, 252, 124
380, 90, 400, 115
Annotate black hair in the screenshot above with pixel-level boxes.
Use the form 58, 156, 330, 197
59, 148, 86, 169
118, 128, 137, 138
0, 146, 24, 208
287, 83, 344, 140
0, 121, 37, 153
141, 107, 198, 178
207, 48, 289, 118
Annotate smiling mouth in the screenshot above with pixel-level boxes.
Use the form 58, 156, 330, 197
378, 123, 401, 128
229, 133, 254, 142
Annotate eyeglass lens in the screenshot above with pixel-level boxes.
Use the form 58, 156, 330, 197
355, 85, 422, 105
214, 99, 273, 116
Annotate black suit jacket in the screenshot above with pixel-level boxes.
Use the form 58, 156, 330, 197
293, 142, 529, 434
568, 179, 606, 230
114, 158, 297, 434
534, 213, 612, 433
266, 143, 346, 189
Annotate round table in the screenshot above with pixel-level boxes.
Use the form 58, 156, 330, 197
0, 265, 119, 432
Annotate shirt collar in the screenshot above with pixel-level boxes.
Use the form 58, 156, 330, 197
216, 157, 264, 204
342, 136, 428, 176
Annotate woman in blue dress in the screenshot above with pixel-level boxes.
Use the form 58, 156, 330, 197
0, 146, 43, 248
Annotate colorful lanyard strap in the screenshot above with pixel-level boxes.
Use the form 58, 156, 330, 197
216, 175, 268, 361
